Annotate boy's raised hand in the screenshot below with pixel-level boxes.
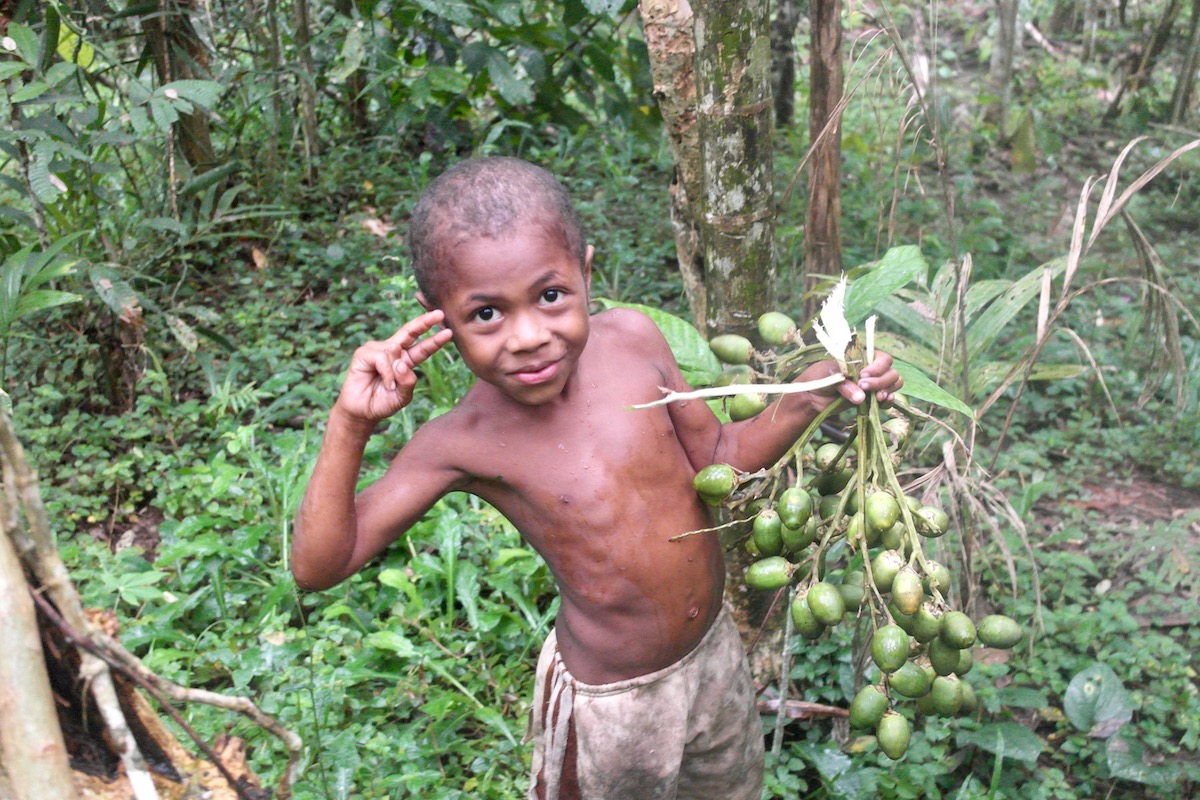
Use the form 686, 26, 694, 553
335, 310, 454, 424
801, 352, 904, 412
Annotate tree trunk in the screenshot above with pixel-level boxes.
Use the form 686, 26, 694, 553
638, 0, 707, 329
771, 0, 804, 128
985, 0, 1020, 130
1105, 0, 1183, 118
336, 0, 372, 136
692, 0, 777, 338
141, 0, 219, 172
805, 0, 844, 299
1170, 0, 1200, 123
0, 408, 297, 799
293, 0, 321, 183
0, 528, 77, 800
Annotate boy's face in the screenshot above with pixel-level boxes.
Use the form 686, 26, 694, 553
424, 228, 593, 407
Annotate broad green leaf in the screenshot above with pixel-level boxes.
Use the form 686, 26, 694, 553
895, 360, 974, 418
593, 298, 721, 386
967, 257, 1067, 363
0, 64, 28, 80
26, 155, 64, 203
89, 264, 140, 317
1106, 734, 1180, 786
873, 331, 944, 382
56, 27, 95, 69
413, 0, 476, 26
328, 22, 365, 83
161, 80, 224, 108
45, 61, 77, 88
957, 721, 1045, 764
11, 80, 51, 104
486, 48, 534, 105
995, 686, 1050, 708
364, 629, 418, 657
13, 289, 80, 320
149, 96, 179, 131
5, 23, 40, 64
1064, 662, 1132, 734
844, 245, 928, 325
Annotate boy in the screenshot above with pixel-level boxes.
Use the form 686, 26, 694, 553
291, 157, 901, 800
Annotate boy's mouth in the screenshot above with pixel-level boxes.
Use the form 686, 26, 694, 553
510, 359, 561, 385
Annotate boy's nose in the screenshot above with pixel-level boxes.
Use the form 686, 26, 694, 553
508, 312, 551, 352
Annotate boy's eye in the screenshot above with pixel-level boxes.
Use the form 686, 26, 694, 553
541, 288, 562, 303
474, 307, 496, 322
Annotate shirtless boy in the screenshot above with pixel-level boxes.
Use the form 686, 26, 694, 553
291, 157, 902, 800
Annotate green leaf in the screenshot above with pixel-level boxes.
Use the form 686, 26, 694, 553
995, 686, 1050, 708
844, 245, 929, 325
966, 257, 1067, 364
895, 360, 974, 418
11, 80, 51, 104
149, 96, 179, 131
593, 298, 721, 385
957, 721, 1045, 765
13, 289, 80, 319
5, 23, 40, 64
160, 79, 224, 109
485, 47, 534, 106
1106, 733, 1180, 786
88, 264, 140, 318
328, 22, 365, 83
364, 629, 418, 658
1064, 662, 1133, 735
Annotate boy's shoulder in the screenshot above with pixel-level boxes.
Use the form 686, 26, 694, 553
591, 305, 666, 348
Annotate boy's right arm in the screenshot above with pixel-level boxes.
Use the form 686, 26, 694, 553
291, 310, 455, 590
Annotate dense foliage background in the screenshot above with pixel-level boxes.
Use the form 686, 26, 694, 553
3, 0, 1200, 798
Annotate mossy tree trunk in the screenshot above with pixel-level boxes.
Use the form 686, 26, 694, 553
639, 0, 707, 328
692, 0, 777, 338
805, 0, 844, 309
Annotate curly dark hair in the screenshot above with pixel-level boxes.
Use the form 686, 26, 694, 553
408, 157, 587, 305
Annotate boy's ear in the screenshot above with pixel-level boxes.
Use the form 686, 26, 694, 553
416, 292, 435, 312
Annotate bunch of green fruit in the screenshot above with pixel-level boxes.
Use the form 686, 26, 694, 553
691, 309, 1025, 761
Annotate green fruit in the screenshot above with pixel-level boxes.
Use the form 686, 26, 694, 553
838, 581, 865, 610
871, 625, 910, 673
877, 711, 911, 759
889, 661, 931, 698
714, 363, 754, 386
954, 648, 974, 676
865, 491, 901, 533
814, 442, 844, 471
817, 492, 843, 522
813, 467, 853, 495
807, 582, 846, 626
849, 685, 889, 730
903, 495, 923, 513
910, 604, 943, 644
881, 521, 905, 551
888, 601, 916, 634
777, 487, 814, 530
939, 611, 977, 649
843, 568, 865, 587
891, 566, 924, 615
923, 560, 952, 595
752, 509, 784, 557
927, 638, 961, 676
846, 512, 870, 547
882, 415, 910, 444
781, 519, 815, 554
742, 537, 761, 558
915, 505, 950, 537
729, 391, 769, 421
709, 333, 754, 365
745, 556, 793, 591
930, 674, 963, 716
693, 463, 736, 504
870, 549, 905, 592
977, 614, 1024, 649
960, 680, 978, 714
790, 591, 825, 639
757, 311, 797, 347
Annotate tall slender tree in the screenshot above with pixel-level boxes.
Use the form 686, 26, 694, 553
806, 0, 844, 291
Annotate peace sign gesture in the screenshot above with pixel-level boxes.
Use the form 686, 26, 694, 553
335, 310, 454, 423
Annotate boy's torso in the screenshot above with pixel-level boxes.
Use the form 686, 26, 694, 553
416, 310, 726, 683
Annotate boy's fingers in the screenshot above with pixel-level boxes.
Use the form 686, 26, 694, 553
404, 327, 454, 367
383, 310, 446, 350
